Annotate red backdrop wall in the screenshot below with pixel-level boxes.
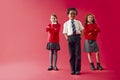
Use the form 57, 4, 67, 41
0, 0, 119, 75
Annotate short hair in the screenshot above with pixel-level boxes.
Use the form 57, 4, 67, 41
67, 8, 78, 15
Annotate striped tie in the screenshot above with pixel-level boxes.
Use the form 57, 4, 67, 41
71, 20, 76, 34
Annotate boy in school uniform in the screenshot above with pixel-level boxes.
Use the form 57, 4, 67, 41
63, 8, 84, 75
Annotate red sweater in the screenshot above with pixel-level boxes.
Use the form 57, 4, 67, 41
46, 23, 60, 43
84, 23, 100, 40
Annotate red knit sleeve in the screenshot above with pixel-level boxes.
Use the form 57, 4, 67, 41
93, 24, 100, 33
46, 24, 54, 32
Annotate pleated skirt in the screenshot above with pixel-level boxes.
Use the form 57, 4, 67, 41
46, 42, 60, 50
84, 40, 99, 53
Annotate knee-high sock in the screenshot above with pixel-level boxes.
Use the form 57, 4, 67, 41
49, 50, 54, 66
53, 50, 57, 67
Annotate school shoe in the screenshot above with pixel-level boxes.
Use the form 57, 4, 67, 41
48, 66, 53, 71
97, 63, 103, 70
90, 63, 95, 70
53, 66, 59, 71
71, 71, 75, 75
75, 71, 80, 75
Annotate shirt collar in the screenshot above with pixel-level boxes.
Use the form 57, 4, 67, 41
52, 22, 57, 24
69, 19, 76, 22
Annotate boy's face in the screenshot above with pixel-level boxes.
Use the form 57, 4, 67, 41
68, 10, 77, 20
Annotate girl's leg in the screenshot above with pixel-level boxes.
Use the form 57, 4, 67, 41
88, 52, 93, 63
48, 50, 54, 71
88, 52, 95, 70
50, 50, 54, 66
96, 51, 100, 63
53, 50, 58, 70
95, 52, 103, 70
53, 50, 57, 67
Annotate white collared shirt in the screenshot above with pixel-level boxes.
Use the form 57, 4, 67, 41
63, 19, 84, 36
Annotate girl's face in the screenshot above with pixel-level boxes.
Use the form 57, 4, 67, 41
50, 16, 57, 23
87, 15, 94, 23
68, 10, 77, 20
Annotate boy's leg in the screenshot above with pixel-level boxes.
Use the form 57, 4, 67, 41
68, 36, 75, 74
75, 35, 81, 74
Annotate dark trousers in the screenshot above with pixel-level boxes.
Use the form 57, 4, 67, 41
68, 34, 81, 72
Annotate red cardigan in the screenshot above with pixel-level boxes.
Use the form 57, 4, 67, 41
46, 23, 60, 43
84, 23, 100, 40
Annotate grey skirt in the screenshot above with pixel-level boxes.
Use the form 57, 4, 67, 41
84, 40, 99, 53
46, 42, 60, 50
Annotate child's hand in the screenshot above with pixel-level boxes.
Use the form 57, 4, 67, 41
47, 26, 50, 28
54, 28, 56, 30
46, 26, 51, 32
88, 33, 92, 35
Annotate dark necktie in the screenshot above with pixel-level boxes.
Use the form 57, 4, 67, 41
71, 20, 76, 34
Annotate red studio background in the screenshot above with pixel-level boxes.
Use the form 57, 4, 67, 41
0, 0, 120, 80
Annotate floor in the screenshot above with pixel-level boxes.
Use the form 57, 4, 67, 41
0, 53, 118, 80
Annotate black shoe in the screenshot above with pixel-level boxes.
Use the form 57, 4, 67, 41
53, 66, 58, 71
97, 63, 103, 70
48, 66, 53, 71
75, 71, 80, 75
71, 71, 75, 75
90, 63, 95, 70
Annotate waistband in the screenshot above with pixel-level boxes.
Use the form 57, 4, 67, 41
68, 34, 80, 37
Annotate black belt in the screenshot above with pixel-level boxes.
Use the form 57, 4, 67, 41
68, 34, 80, 37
